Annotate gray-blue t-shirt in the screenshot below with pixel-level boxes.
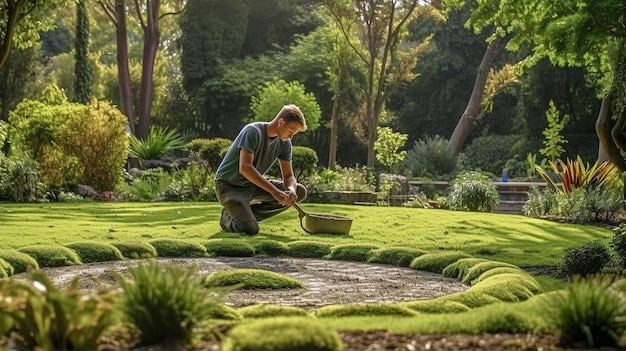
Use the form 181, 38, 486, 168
215, 122, 292, 186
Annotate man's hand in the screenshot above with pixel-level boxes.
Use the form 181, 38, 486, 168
273, 189, 298, 206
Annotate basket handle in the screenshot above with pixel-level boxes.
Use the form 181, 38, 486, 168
291, 203, 313, 234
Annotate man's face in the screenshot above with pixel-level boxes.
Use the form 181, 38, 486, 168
278, 120, 302, 141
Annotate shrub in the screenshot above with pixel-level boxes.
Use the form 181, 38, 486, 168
238, 304, 311, 319
65, 241, 124, 263
251, 240, 288, 256
461, 261, 519, 285
204, 239, 256, 257
285, 241, 334, 258
110, 241, 157, 259
0, 250, 39, 274
128, 125, 186, 161
447, 171, 499, 212
400, 300, 470, 314
547, 275, 626, 348
560, 241, 611, 278
0, 155, 45, 202
560, 186, 624, 223
610, 226, 626, 268
313, 303, 416, 318
291, 146, 319, 181
222, 316, 342, 351
409, 251, 471, 273
442, 258, 490, 279
460, 135, 516, 175
117, 262, 228, 346
326, 243, 380, 262
523, 186, 559, 217
149, 238, 207, 258
402, 135, 458, 180
367, 247, 429, 267
120, 167, 173, 201
186, 137, 232, 171
204, 269, 303, 290
18, 245, 82, 267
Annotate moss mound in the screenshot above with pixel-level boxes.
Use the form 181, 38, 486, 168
204, 239, 255, 257
442, 258, 490, 279
439, 290, 502, 309
474, 267, 526, 283
66, 241, 124, 263
0, 250, 39, 274
0, 263, 7, 278
471, 273, 541, 302
461, 261, 519, 285
18, 245, 82, 267
238, 304, 311, 319
205, 269, 303, 290
251, 240, 288, 256
367, 247, 428, 267
327, 243, 380, 262
409, 251, 471, 273
400, 299, 470, 314
222, 316, 342, 351
110, 242, 157, 259
313, 303, 416, 318
285, 241, 334, 258
149, 239, 207, 258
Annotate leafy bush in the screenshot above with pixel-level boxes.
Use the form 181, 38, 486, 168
409, 251, 472, 273
560, 241, 611, 278
149, 239, 208, 258
18, 245, 82, 267
186, 137, 232, 171
119, 167, 173, 201
547, 275, 626, 348
375, 126, 408, 173
313, 303, 416, 317
65, 241, 124, 263
326, 243, 380, 262
0, 250, 39, 274
204, 269, 303, 290
222, 316, 342, 351
3, 271, 119, 350
610, 226, 626, 268
117, 262, 228, 346
238, 304, 311, 319
460, 135, 517, 175
560, 186, 624, 223
367, 247, 429, 267
402, 135, 457, 179
204, 239, 256, 257
285, 241, 334, 258
110, 241, 157, 259
128, 125, 186, 161
523, 186, 559, 217
0, 154, 45, 202
447, 171, 499, 212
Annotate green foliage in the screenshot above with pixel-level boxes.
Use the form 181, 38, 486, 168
204, 269, 303, 290
400, 300, 470, 314
117, 262, 228, 346
539, 100, 569, 161
65, 241, 124, 263
0, 154, 44, 202
559, 186, 624, 223
367, 247, 429, 267
285, 241, 334, 258
326, 243, 380, 262
2, 270, 118, 351
610, 225, 626, 268
409, 251, 472, 273
560, 241, 612, 278
535, 157, 620, 196
223, 318, 343, 351
547, 275, 626, 348
73, 0, 91, 104
204, 239, 256, 257
375, 127, 408, 173
128, 125, 186, 161
18, 245, 82, 267
251, 240, 289, 256
447, 171, 500, 212
0, 250, 39, 274
291, 146, 319, 181
110, 241, 157, 259
313, 303, 416, 318
460, 135, 517, 175
120, 168, 173, 201
402, 135, 457, 179
523, 186, 559, 217
186, 137, 232, 171
442, 258, 490, 279
461, 261, 520, 285
149, 239, 208, 258
238, 304, 311, 319
250, 79, 321, 131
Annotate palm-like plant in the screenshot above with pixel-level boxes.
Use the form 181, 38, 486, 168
535, 156, 620, 196
128, 126, 186, 160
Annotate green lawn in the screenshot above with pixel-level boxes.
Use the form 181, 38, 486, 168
0, 201, 613, 267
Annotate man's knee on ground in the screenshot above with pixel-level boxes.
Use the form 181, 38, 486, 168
239, 220, 259, 236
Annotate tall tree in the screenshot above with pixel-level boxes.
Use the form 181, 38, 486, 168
74, 0, 92, 104
322, 0, 433, 168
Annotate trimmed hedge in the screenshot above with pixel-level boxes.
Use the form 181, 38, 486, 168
66, 241, 124, 263
18, 245, 82, 267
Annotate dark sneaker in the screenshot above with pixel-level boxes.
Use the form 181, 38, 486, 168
220, 208, 230, 231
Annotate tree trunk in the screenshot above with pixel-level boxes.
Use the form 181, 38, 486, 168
136, 0, 161, 139
449, 37, 500, 156
596, 94, 614, 165
328, 95, 340, 170
115, 0, 136, 134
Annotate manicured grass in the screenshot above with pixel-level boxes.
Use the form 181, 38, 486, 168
0, 202, 613, 268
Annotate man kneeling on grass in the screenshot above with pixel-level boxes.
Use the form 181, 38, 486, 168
214, 104, 308, 235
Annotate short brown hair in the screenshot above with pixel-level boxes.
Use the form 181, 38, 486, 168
276, 104, 307, 131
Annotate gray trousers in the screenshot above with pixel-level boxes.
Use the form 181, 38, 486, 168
215, 179, 307, 235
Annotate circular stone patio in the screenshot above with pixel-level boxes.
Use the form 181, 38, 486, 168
14, 257, 468, 309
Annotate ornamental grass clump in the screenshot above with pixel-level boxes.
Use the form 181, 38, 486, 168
547, 275, 626, 348
116, 262, 228, 347
66, 241, 124, 263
